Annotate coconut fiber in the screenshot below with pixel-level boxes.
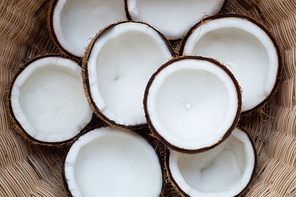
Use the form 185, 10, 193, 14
0, 0, 296, 196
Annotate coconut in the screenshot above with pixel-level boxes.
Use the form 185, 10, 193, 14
144, 56, 241, 153
180, 14, 281, 114
63, 127, 163, 197
125, 0, 225, 39
48, 0, 127, 58
6, 55, 93, 145
166, 127, 257, 197
83, 21, 174, 129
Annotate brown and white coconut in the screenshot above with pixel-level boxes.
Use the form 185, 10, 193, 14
166, 126, 257, 197
48, 0, 127, 59
82, 21, 174, 129
144, 56, 241, 153
62, 126, 163, 197
125, 0, 226, 40
6, 55, 93, 145
180, 14, 282, 114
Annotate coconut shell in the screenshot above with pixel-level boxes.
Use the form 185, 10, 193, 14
82, 21, 175, 130
143, 55, 242, 154
179, 13, 282, 115
62, 126, 165, 197
124, 0, 227, 41
6, 54, 94, 146
47, 0, 82, 62
165, 126, 257, 197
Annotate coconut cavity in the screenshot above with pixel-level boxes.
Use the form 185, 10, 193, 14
181, 15, 280, 113
144, 56, 241, 152
85, 22, 173, 127
51, 0, 126, 57
9, 56, 93, 143
64, 127, 162, 197
168, 127, 256, 196
126, 0, 225, 39
155, 69, 229, 141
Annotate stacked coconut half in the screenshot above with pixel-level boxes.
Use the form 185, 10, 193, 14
6, 0, 282, 196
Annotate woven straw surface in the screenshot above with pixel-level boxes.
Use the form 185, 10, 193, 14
1, 0, 296, 196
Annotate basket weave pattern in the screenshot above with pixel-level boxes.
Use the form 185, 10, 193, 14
0, 0, 296, 196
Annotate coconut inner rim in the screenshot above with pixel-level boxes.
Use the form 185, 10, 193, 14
87, 22, 173, 126
147, 59, 238, 150
169, 128, 255, 196
65, 128, 162, 197
10, 57, 92, 142
53, 0, 126, 57
127, 0, 225, 39
183, 17, 278, 112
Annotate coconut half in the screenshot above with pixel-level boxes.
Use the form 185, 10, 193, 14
48, 0, 127, 58
7, 55, 93, 145
180, 14, 281, 114
144, 56, 241, 153
167, 127, 257, 197
83, 21, 174, 129
63, 127, 163, 197
125, 0, 225, 39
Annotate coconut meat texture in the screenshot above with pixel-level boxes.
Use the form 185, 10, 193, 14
182, 15, 280, 113
144, 57, 241, 152
86, 22, 173, 127
126, 0, 225, 39
64, 127, 163, 197
10, 56, 93, 143
52, 0, 127, 57
168, 127, 256, 197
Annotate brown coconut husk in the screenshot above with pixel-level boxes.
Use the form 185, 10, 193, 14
0, 0, 296, 196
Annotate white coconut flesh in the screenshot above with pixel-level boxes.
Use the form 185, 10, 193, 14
146, 58, 239, 151
127, 0, 225, 39
182, 17, 279, 112
64, 127, 162, 197
53, 0, 126, 57
10, 57, 93, 143
87, 22, 173, 127
168, 128, 255, 197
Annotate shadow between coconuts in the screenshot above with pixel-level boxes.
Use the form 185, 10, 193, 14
61, 126, 165, 197
6, 54, 91, 146
179, 13, 282, 115
82, 21, 175, 130
143, 55, 242, 154
164, 125, 258, 197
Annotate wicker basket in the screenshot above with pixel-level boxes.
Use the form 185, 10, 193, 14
1, 0, 295, 196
